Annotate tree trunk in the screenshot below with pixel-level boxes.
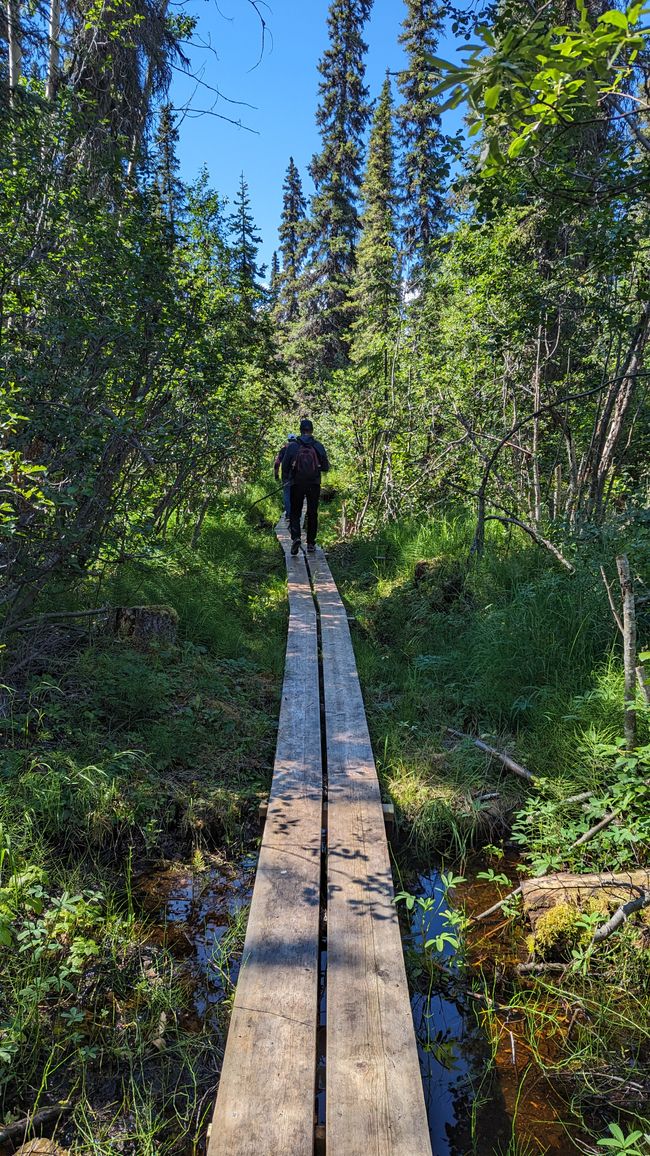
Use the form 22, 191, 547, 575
587, 302, 650, 518
7, 0, 21, 101
46, 0, 61, 100
531, 323, 543, 525
617, 554, 637, 749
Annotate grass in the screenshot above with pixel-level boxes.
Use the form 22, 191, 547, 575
331, 508, 650, 1152
0, 499, 287, 1153
326, 510, 650, 864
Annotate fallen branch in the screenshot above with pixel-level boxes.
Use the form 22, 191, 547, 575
446, 729, 535, 782
517, 962, 566, 974
572, 811, 617, 848
563, 790, 594, 805
473, 885, 523, 921
600, 565, 624, 635
483, 514, 575, 573
592, 890, 650, 944
6, 606, 111, 633
0, 1103, 72, 1144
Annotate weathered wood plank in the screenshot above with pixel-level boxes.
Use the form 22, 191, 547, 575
310, 550, 432, 1156
207, 525, 322, 1156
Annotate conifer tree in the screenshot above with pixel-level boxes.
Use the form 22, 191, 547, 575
345, 75, 402, 525
305, 0, 374, 371
227, 172, 266, 305
269, 250, 280, 307
397, 0, 450, 280
277, 157, 307, 325
153, 104, 183, 242
353, 75, 401, 366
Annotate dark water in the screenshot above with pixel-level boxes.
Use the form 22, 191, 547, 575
409, 870, 580, 1156
141, 856, 580, 1154
139, 852, 256, 1028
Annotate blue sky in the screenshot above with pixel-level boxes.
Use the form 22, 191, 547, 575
170, 0, 465, 269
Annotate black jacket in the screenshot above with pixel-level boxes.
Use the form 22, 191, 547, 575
281, 435, 330, 482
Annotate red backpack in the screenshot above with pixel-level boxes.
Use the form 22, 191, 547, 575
292, 441, 321, 482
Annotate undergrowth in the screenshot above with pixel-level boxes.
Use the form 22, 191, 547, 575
0, 501, 286, 1153
336, 509, 650, 1152
328, 510, 650, 865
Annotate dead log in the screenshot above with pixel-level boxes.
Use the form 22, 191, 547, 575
520, 870, 650, 929
112, 605, 178, 646
0, 1104, 71, 1146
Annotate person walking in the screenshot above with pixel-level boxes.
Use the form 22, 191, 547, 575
274, 433, 297, 521
282, 419, 330, 556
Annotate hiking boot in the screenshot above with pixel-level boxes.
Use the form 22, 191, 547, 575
307, 543, 316, 554
290, 539, 300, 556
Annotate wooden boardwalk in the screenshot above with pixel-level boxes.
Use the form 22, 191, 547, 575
207, 526, 431, 1156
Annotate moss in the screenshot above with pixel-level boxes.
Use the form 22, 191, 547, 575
527, 902, 588, 961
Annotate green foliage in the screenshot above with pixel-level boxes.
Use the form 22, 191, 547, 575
598, 1123, 650, 1155
330, 511, 650, 860
431, 0, 650, 171
0, 508, 284, 1144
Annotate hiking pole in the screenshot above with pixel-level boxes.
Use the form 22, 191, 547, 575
247, 483, 288, 511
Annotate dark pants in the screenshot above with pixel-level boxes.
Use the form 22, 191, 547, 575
282, 481, 292, 518
290, 481, 320, 544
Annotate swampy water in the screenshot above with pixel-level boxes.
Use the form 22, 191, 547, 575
410, 868, 581, 1156
138, 852, 256, 1033
142, 855, 579, 1155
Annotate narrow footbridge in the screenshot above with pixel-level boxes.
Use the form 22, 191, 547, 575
207, 524, 431, 1156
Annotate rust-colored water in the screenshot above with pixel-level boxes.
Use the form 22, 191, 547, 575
408, 865, 587, 1155
138, 851, 255, 1031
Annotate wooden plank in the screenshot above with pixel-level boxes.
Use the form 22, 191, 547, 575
207, 524, 322, 1156
310, 549, 432, 1156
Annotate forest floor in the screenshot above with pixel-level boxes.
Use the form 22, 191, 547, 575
1, 499, 649, 1154
0, 503, 287, 1155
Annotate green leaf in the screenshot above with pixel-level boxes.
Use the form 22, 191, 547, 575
484, 83, 502, 109
598, 8, 629, 26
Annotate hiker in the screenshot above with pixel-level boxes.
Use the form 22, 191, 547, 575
274, 434, 297, 521
282, 418, 330, 556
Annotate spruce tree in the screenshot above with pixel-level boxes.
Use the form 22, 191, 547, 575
153, 104, 184, 243
305, 0, 374, 371
269, 250, 281, 308
353, 75, 401, 366
227, 173, 266, 306
277, 157, 307, 325
397, 0, 450, 280
342, 77, 403, 526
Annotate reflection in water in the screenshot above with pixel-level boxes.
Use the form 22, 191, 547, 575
409, 870, 583, 1156
408, 872, 511, 1155
140, 853, 256, 1027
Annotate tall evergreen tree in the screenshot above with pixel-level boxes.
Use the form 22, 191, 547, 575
269, 250, 280, 308
277, 157, 307, 325
345, 75, 402, 524
353, 76, 401, 364
397, 0, 450, 279
153, 104, 183, 242
227, 173, 266, 305
305, 0, 374, 371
